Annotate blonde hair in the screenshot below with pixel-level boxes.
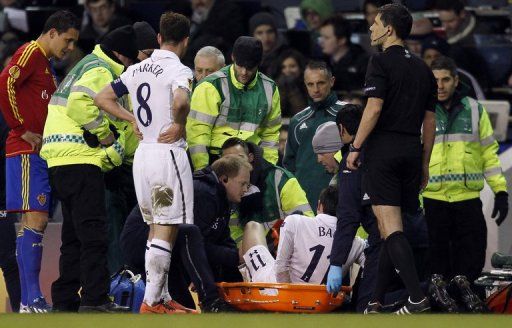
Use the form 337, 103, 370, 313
212, 154, 252, 178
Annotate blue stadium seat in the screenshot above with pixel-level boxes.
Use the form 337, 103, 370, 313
475, 45, 512, 87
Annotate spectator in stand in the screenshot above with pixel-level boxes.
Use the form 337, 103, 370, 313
319, 14, 369, 93
297, 0, 333, 59
80, 0, 132, 53
276, 49, 308, 118
0, 40, 22, 69
404, 17, 436, 57
363, 0, 393, 28
249, 12, 288, 79
183, 0, 245, 67
421, 35, 485, 100
434, 0, 489, 89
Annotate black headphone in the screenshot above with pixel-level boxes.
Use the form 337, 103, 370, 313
372, 31, 388, 42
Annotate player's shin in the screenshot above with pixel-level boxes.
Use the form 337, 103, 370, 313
144, 239, 172, 306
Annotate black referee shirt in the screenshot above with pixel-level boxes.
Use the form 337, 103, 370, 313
364, 45, 437, 137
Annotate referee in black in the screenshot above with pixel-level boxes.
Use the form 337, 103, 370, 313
346, 4, 436, 314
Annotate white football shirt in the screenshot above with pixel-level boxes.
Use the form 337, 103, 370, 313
112, 49, 192, 146
274, 214, 366, 284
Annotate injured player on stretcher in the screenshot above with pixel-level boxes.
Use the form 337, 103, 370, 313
240, 186, 366, 284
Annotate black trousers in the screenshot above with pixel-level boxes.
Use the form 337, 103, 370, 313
49, 165, 110, 310
120, 206, 219, 307
105, 164, 137, 274
423, 197, 487, 282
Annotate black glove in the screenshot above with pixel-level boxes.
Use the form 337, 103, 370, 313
492, 191, 509, 226
82, 129, 99, 148
109, 124, 120, 140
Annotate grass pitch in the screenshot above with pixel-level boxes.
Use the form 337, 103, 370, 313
0, 313, 511, 328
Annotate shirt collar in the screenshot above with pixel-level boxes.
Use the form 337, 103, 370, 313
33, 40, 48, 58
229, 64, 259, 90
151, 49, 179, 60
316, 213, 337, 222
92, 44, 124, 76
309, 92, 338, 110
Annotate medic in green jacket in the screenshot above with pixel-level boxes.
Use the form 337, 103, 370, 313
186, 37, 281, 170
41, 44, 129, 171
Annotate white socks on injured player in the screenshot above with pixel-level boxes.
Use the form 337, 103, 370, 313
144, 239, 172, 306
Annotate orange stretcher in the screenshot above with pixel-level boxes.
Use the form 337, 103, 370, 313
217, 282, 351, 313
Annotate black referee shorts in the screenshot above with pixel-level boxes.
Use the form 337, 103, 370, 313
363, 153, 421, 214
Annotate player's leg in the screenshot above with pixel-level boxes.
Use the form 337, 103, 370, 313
22, 211, 48, 309
6, 154, 28, 311
158, 147, 194, 307
242, 221, 276, 283
21, 154, 50, 311
140, 146, 193, 314
144, 224, 178, 306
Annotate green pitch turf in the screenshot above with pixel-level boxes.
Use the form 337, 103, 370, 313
0, 314, 511, 328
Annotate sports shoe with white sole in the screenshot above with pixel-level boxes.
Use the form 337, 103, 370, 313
28, 297, 52, 313
19, 304, 30, 313
363, 301, 383, 314
395, 297, 430, 315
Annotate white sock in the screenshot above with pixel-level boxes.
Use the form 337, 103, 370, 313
143, 239, 171, 306
161, 273, 172, 302
145, 240, 151, 264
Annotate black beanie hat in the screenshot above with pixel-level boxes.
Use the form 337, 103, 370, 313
100, 25, 139, 62
249, 12, 277, 35
232, 36, 263, 69
421, 35, 450, 57
133, 21, 158, 50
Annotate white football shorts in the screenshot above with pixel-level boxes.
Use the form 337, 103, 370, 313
243, 245, 277, 283
133, 143, 193, 225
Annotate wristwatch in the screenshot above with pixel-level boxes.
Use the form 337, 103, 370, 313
349, 143, 361, 152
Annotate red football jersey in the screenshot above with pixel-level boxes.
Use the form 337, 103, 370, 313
0, 41, 57, 156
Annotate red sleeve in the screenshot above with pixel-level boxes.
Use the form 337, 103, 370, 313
0, 43, 38, 136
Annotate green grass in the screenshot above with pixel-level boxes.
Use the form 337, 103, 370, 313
0, 313, 511, 328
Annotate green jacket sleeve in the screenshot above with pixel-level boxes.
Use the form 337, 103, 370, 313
187, 81, 221, 170
479, 106, 507, 194
256, 87, 281, 165
66, 66, 113, 141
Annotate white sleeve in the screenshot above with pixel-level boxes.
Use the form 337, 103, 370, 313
274, 216, 297, 282
341, 237, 367, 277
171, 65, 193, 93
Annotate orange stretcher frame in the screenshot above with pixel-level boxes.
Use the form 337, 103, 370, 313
217, 282, 352, 313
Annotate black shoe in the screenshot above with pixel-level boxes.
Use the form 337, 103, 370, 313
363, 301, 383, 314
78, 302, 130, 313
449, 275, 487, 313
201, 298, 237, 313
428, 274, 459, 313
381, 299, 407, 313
395, 297, 430, 315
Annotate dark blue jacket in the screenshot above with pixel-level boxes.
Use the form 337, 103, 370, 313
193, 167, 239, 268
330, 150, 381, 266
